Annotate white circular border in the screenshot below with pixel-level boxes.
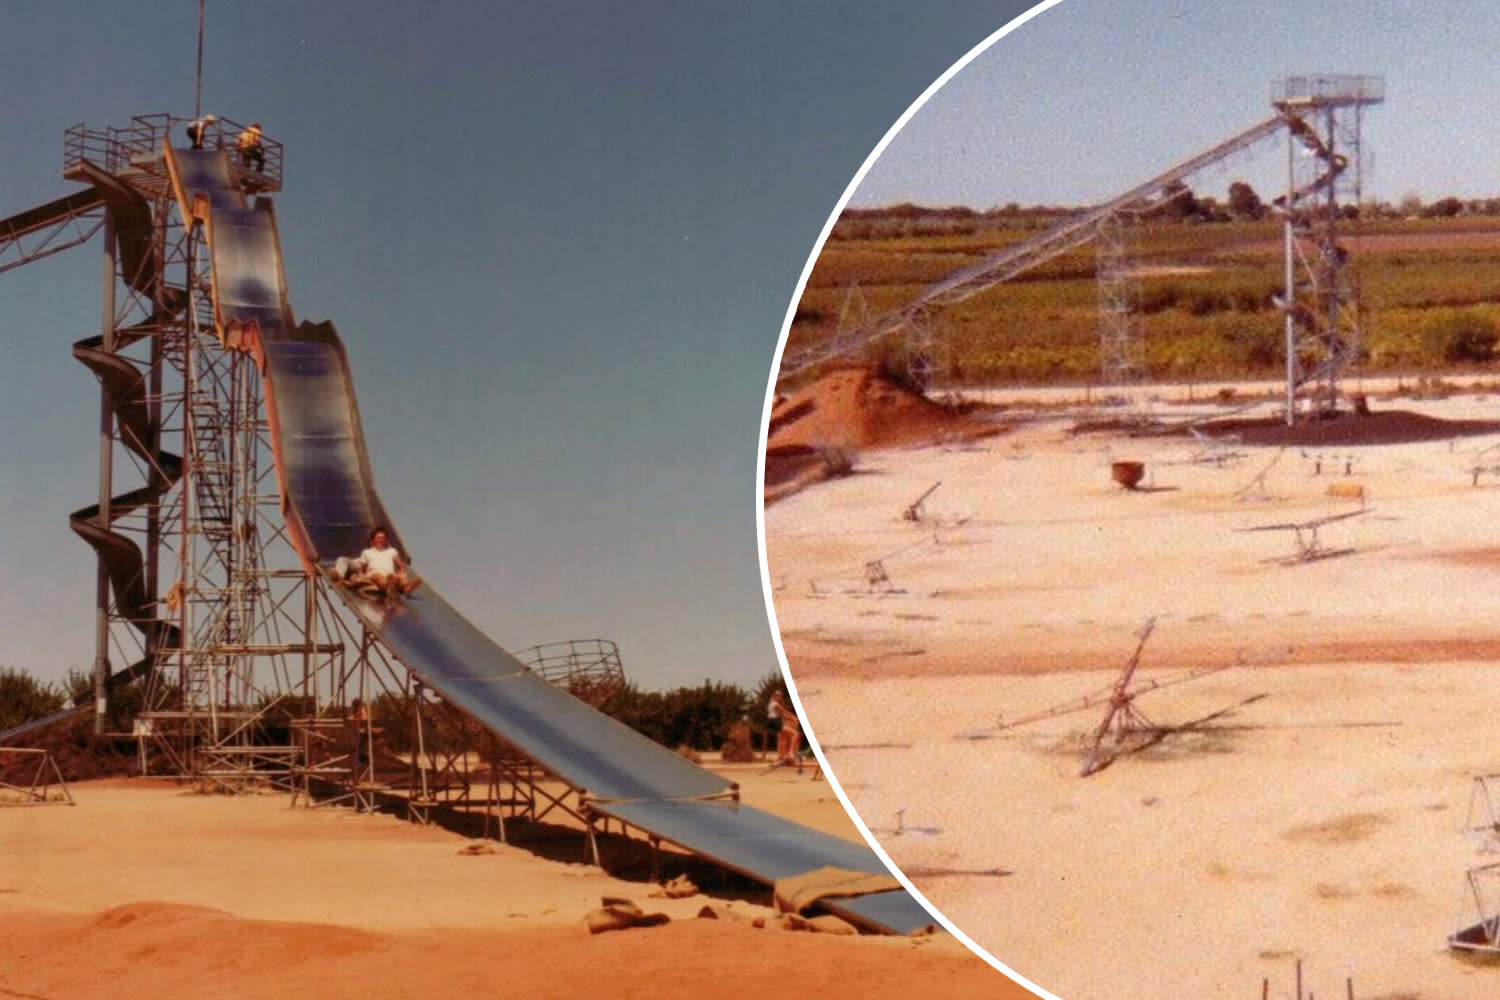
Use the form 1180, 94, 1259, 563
756, 2, 1070, 997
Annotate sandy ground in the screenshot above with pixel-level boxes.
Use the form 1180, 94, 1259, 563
0, 767, 1021, 999
764, 390, 1500, 1000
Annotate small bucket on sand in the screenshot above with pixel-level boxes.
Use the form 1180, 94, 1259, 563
1111, 460, 1146, 490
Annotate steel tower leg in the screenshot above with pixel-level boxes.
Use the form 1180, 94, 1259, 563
92, 213, 117, 734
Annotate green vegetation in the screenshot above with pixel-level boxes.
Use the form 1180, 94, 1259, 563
791, 197, 1500, 385
0, 666, 67, 731
0, 661, 798, 759
596, 671, 789, 753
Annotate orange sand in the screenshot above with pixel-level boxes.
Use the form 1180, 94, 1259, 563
0, 770, 1029, 999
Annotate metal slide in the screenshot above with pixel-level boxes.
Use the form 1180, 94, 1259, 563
163, 146, 930, 935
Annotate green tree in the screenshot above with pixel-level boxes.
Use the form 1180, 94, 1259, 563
1227, 181, 1266, 220
0, 667, 66, 731
1160, 180, 1201, 220
1421, 196, 1464, 219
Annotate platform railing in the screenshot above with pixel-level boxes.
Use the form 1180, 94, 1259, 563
517, 638, 626, 704
63, 113, 284, 191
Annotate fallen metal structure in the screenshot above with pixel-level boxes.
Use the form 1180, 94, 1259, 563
989, 619, 1267, 776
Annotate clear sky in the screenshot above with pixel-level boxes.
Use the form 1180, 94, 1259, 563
0, 1, 1036, 691
851, 0, 1500, 209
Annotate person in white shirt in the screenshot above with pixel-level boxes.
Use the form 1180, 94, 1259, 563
185, 114, 216, 150
347, 526, 421, 599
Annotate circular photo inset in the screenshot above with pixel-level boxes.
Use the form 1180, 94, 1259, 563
761, 3, 1500, 998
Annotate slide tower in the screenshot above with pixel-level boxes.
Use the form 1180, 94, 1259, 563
0, 114, 928, 934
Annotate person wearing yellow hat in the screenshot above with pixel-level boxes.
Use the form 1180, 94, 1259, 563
236, 121, 265, 172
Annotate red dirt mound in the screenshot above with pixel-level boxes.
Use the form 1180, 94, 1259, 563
764, 368, 1004, 503
768, 368, 962, 451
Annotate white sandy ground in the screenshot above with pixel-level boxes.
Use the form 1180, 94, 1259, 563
765, 389, 1500, 1000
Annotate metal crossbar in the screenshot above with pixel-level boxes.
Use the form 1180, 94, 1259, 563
0, 748, 76, 806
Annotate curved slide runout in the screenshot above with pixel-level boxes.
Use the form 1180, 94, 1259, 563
162, 147, 930, 934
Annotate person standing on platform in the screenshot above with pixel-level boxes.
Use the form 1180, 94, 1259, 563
185, 114, 216, 150
236, 121, 265, 171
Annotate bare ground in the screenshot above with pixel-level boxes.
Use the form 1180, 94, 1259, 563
764, 389, 1500, 999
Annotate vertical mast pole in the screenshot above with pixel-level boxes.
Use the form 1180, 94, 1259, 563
194, 0, 206, 119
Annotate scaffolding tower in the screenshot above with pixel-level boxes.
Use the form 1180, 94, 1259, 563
0, 115, 393, 788
1095, 211, 1147, 408
1272, 74, 1383, 423
1, 116, 642, 818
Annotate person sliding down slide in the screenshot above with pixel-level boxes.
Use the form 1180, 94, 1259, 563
330, 526, 422, 599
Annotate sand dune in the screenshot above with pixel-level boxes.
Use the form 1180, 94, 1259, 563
0, 771, 1023, 999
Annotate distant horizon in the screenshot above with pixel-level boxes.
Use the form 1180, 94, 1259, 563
841, 191, 1500, 213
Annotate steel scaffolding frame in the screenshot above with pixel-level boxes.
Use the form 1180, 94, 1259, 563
1095, 211, 1147, 408
1272, 75, 1383, 423
7, 115, 631, 846
13, 115, 351, 787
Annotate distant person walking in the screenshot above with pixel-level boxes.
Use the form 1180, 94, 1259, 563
348, 698, 370, 777
185, 114, 216, 150
770, 691, 803, 771
236, 122, 265, 171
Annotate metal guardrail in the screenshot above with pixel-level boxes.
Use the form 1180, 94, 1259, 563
1272, 74, 1385, 106
516, 638, 626, 702
63, 113, 284, 191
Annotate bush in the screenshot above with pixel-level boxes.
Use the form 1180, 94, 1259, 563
720, 719, 755, 762
597, 679, 755, 752
1431, 310, 1499, 363
0, 667, 65, 731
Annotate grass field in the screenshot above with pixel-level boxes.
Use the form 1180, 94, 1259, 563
787, 208, 1500, 386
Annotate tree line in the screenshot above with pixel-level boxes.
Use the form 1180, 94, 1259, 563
835, 183, 1500, 239
0, 664, 793, 757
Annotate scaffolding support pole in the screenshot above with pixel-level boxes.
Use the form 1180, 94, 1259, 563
93, 211, 117, 734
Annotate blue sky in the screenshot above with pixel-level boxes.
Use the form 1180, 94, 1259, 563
853, 0, 1500, 209
8, 0, 1489, 694
0, 1, 1032, 690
